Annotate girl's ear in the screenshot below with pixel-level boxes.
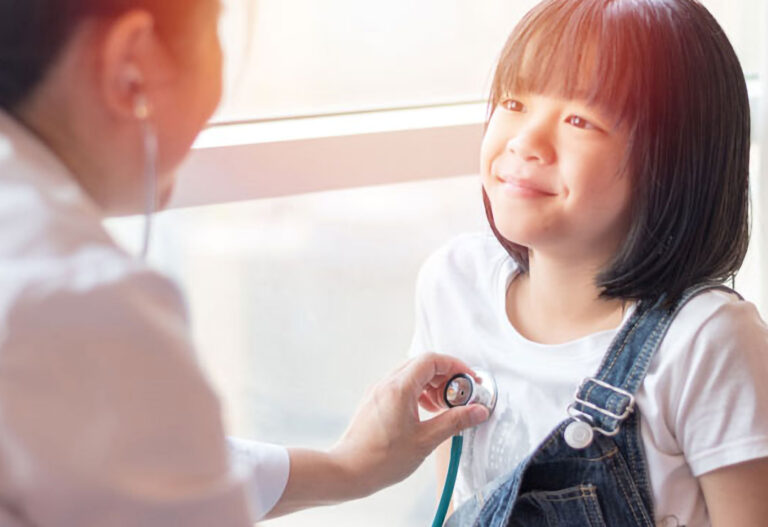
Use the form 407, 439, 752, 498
98, 10, 159, 120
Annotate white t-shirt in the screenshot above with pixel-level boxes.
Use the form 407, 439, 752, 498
410, 232, 768, 527
0, 111, 289, 525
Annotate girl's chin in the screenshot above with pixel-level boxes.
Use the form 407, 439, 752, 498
492, 220, 542, 245
494, 229, 534, 248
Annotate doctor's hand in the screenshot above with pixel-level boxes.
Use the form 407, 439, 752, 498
268, 353, 489, 518
335, 353, 488, 491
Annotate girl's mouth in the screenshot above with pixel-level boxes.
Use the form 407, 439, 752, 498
495, 175, 557, 197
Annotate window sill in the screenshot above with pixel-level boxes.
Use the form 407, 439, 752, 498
169, 102, 486, 209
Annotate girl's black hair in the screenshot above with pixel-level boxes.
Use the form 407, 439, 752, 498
0, 0, 200, 111
484, 0, 751, 305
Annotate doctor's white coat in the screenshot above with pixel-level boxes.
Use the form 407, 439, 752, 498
0, 111, 289, 525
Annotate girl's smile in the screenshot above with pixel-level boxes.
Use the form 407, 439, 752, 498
493, 174, 558, 198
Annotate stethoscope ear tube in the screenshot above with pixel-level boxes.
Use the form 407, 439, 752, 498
139, 117, 157, 261
133, 89, 157, 261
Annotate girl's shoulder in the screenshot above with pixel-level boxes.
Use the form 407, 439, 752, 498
418, 231, 512, 282
654, 287, 768, 410
659, 288, 768, 375
652, 288, 768, 477
669, 288, 766, 347
417, 231, 517, 295
415, 232, 514, 300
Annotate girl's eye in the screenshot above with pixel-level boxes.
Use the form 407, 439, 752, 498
500, 99, 525, 112
566, 115, 598, 130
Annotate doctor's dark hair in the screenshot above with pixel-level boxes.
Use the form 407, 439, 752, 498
0, 0, 208, 111
483, 0, 750, 305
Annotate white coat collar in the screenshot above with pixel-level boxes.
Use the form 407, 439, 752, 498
0, 109, 104, 222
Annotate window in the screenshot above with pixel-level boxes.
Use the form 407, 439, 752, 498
214, 0, 533, 122
214, 0, 764, 123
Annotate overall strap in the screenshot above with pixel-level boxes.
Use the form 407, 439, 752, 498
570, 283, 742, 437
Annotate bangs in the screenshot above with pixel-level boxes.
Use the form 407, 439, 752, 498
491, 0, 646, 128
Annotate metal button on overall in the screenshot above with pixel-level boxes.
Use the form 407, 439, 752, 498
564, 419, 594, 449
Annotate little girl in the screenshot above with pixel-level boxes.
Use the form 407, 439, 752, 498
410, 0, 768, 525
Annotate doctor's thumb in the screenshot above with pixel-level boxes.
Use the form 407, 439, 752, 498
421, 405, 489, 449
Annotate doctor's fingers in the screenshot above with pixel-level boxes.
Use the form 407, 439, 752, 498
389, 355, 418, 377
418, 391, 443, 413
399, 353, 476, 399
418, 405, 489, 451
388, 353, 471, 386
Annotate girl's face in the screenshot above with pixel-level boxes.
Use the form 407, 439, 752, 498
481, 91, 632, 264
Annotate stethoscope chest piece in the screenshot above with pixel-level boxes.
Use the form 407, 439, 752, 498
443, 368, 498, 417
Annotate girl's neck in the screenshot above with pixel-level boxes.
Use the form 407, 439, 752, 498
507, 251, 627, 345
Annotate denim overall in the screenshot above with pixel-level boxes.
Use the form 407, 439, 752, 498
446, 283, 737, 527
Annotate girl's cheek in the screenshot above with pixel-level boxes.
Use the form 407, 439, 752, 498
481, 128, 508, 171
479, 138, 497, 176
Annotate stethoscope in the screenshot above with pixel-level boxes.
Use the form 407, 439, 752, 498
125, 67, 158, 261
138, 98, 157, 261
432, 368, 498, 527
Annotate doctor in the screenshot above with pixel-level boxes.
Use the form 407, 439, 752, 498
0, 1, 489, 525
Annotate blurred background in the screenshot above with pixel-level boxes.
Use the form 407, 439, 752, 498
106, 1, 768, 524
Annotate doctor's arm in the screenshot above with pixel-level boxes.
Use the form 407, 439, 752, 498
266, 353, 489, 518
699, 458, 768, 527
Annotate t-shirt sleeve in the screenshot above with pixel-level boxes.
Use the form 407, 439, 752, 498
673, 300, 768, 476
0, 268, 256, 526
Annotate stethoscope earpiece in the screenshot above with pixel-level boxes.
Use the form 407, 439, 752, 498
121, 65, 152, 121
132, 93, 151, 120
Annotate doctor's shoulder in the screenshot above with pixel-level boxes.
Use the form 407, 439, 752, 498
0, 245, 218, 424
0, 241, 233, 523
0, 251, 190, 342
0, 157, 188, 333
0, 191, 194, 356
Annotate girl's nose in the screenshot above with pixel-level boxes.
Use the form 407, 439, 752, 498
505, 125, 555, 165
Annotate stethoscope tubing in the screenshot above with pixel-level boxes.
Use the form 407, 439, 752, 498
431, 433, 463, 527
139, 116, 157, 260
